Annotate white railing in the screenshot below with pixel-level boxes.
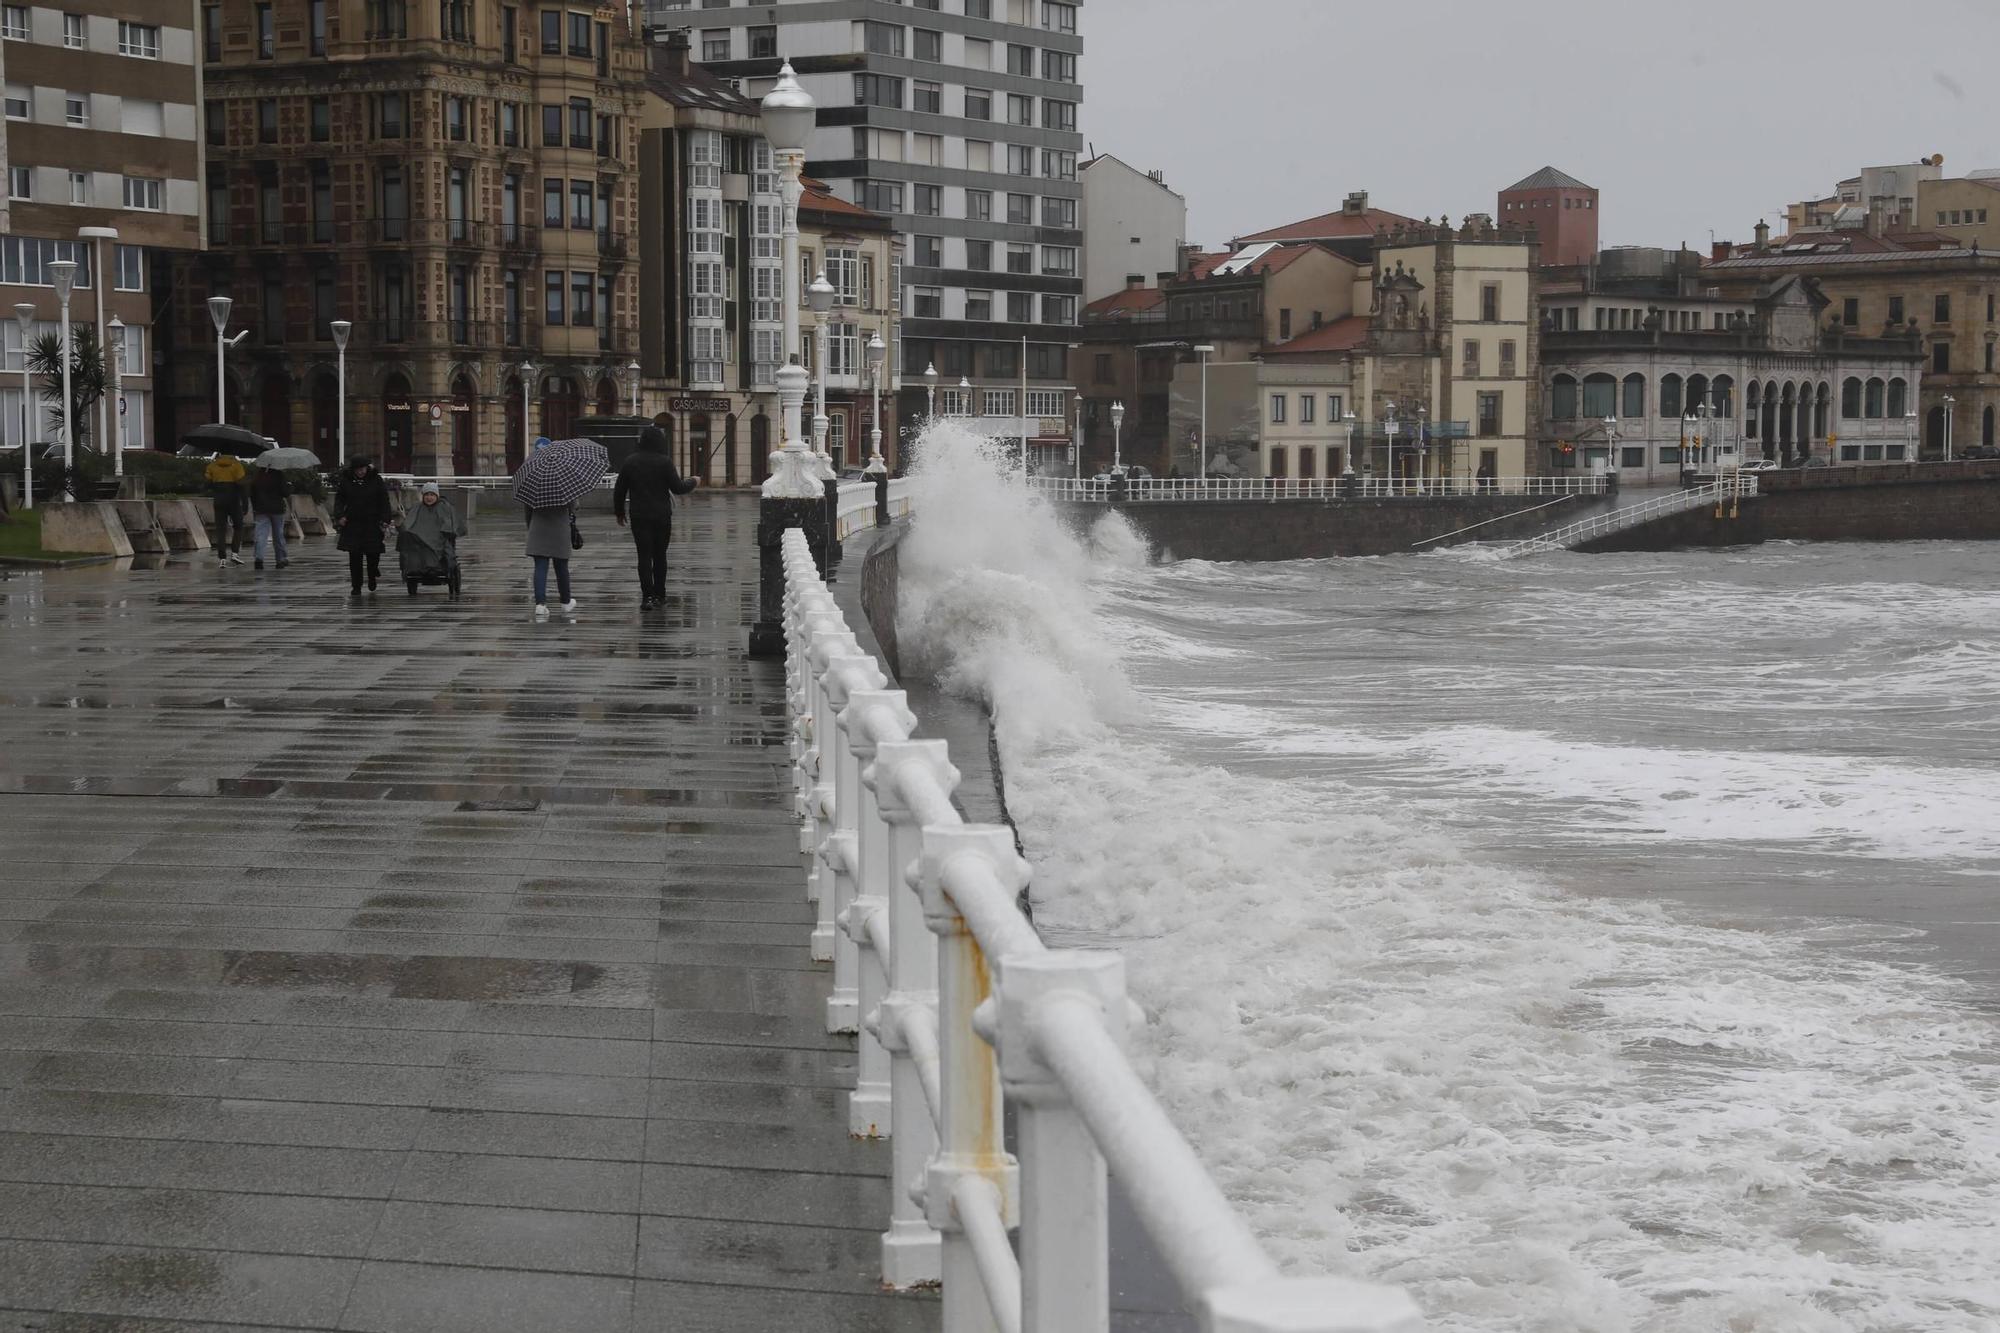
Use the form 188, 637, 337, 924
1029, 475, 1608, 503
781, 526, 1423, 1333
1499, 475, 1759, 557
834, 478, 916, 541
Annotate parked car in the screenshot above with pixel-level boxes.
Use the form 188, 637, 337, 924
1960, 444, 2000, 460
1738, 459, 1783, 472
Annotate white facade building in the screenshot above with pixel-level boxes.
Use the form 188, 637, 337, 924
1080, 152, 1183, 306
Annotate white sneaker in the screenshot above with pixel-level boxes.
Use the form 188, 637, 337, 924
561, 599, 578, 615
533, 603, 549, 620
228, 552, 245, 564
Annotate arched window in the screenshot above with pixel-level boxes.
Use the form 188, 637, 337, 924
381, 373, 413, 473
1745, 380, 1760, 439
1926, 405, 1946, 453
1842, 377, 1863, 418
1686, 374, 1710, 414
1659, 374, 1683, 418
1621, 373, 1646, 420
1712, 375, 1734, 417
1550, 374, 1578, 419
751, 412, 770, 485
595, 376, 618, 416
310, 371, 340, 467
1581, 373, 1616, 418
1779, 383, 1797, 447
542, 375, 580, 439
504, 374, 524, 472
1813, 382, 1830, 439
1886, 377, 1907, 418
259, 371, 292, 446
1864, 377, 1885, 418
1986, 405, 1996, 449
451, 373, 477, 474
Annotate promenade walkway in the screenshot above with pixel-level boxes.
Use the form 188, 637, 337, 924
0, 494, 936, 1331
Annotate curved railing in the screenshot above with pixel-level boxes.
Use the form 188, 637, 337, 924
1029, 475, 1608, 503
781, 527, 1422, 1332
1499, 474, 1758, 557
834, 477, 913, 541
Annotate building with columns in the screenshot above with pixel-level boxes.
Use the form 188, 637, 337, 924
167, 0, 649, 474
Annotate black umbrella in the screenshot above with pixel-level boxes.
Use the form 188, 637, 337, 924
182, 423, 274, 456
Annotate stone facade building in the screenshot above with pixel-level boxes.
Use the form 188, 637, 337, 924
0, 0, 204, 453
170, 0, 649, 473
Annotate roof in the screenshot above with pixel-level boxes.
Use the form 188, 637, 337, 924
1707, 247, 1990, 272
1234, 206, 1416, 245
800, 176, 879, 223
1503, 166, 1593, 193
646, 51, 759, 115
1263, 314, 1370, 357
1084, 286, 1167, 319
1181, 241, 1329, 281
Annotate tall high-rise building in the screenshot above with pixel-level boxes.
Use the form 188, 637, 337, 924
0, 0, 204, 455
173, 0, 649, 474
649, 0, 1083, 455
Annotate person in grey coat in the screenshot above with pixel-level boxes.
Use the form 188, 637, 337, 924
524, 502, 576, 619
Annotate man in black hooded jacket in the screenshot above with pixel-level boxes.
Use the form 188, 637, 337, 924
612, 425, 699, 610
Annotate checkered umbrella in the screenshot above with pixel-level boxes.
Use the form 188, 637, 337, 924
510, 437, 609, 508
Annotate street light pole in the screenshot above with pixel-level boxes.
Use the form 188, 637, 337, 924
808, 272, 834, 467
207, 295, 233, 426
48, 259, 77, 476
1944, 393, 1956, 462
331, 320, 350, 467
78, 226, 117, 464
14, 302, 34, 509
923, 362, 938, 424
866, 331, 886, 473
627, 359, 641, 416
1341, 410, 1356, 481
1110, 399, 1125, 473
758, 59, 820, 497
1383, 401, 1397, 495
1193, 342, 1214, 481
107, 316, 124, 477
518, 360, 536, 464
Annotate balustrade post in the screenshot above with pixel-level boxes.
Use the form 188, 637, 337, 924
996, 950, 1127, 1333
867, 738, 957, 1288
839, 688, 916, 1139
1203, 1278, 1426, 1333
805, 629, 859, 962
919, 825, 1025, 1333
790, 591, 841, 887
820, 653, 886, 1034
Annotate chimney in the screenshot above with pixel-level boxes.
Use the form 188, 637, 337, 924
1125, 274, 1144, 291
1156, 271, 1175, 287
1711, 239, 1731, 262
1343, 190, 1369, 216
655, 26, 691, 77
1753, 219, 1770, 251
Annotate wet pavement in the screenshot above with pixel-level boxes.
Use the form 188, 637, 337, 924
0, 494, 940, 1331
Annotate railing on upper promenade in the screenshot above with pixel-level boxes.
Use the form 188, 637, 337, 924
1499, 474, 1759, 557
781, 526, 1424, 1333
835, 477, 913, 541
1029, 474, 1609, 503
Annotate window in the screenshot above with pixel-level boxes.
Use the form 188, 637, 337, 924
207, 181, 227, 242
1270, 394, 1287, 424
2, 84, 24, 120
861, 180, 903, 214
1041, 246, 1076, 276
1659, 374, 1682, 418
500, 101, 518, 146
311, 97, 331, 141
1040, 196, 1076, 229
203, 4, 220, 58
855, 74, 904, 108
825, 246, 859, 305
0, 6, 24, 38
913, 286, 942, 318
1888, 295, 1905, 324
983, 389, 1016, 416
541, 104, 560, 146
700, 27, 728, 59
1007, 193, 1033, 225
1887, 377, 1907, 417
1041, 295, 1074, 324
570, 178, 592, 229
311, 166, 332, 240
540, 9, 558, 52
861, 19, 904, 54
257, 98, 276, 141
914, 80, 941, 114
748, 24, 775, 57
966, 239, 992, 270
1620, 446, 1646, 469
1499, 339, 1516, 377
569, 97, 591, 147
1622, 373, 1645, 419
1842, 297, 1859, 327
544, 270, 563, 324
570, 271, 593, 326
1007, 144, 1034, 177
1042, 49, 1075, 81
1043, 99, 1077, 131
61, 12, 82, 47
1461, 338, 1477, 375
122, 176, 162, 210
914, 27, 941, 59
966, 0, 990, 16
965, 290, 992, 321
1481, 283, 1500, 322
1006, 291, 1032, 322
254, 5, 272, 55
310, 0, 326, 52
61, 94, 86, 128
1581, 373, 1615, 418
121, 19, 161, 56
1299, 394, 1315, 424
567, 10, 590, 54
7, 167, 28, 200
1479, 392, 1502, 437
1841, 377, 1862, 418
447, 96, 466, 141
1864, 377, 1885, 418
67, 171, 86, 204
1935, 294, 1951, 324
1006, 242, 1032, 274
1042, 0, 1075, 30
966, 189, 992, 223
915, 235, 941, 267
377, 92, 406, 138
913, 184, 941, 216
1042, 149, 1075, 180
1007, 43, 1032, 74
964, 88, 991, 120
1550, 375, 1577, 419
1933, 342, 1950, 374
369, 0, 407, 36
1007, 93, 1033, 126
542, 178, 562, 226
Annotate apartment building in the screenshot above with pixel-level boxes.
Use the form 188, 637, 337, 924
1079, 152, 1181, 305
173, 0, 649, 474
648, 0, 1083, 452
0, 0, 202, 453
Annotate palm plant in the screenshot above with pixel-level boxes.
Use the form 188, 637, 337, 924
26, 326, 107, 451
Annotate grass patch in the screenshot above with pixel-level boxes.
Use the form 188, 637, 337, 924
0, 508, 102, 561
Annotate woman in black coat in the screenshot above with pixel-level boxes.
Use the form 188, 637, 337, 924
332, 457, 394, 596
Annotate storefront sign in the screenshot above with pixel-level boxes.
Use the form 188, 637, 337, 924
670, 397, 731, 412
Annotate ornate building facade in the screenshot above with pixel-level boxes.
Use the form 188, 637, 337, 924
168, 0, 647, 473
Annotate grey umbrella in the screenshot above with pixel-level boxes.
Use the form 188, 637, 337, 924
252, 447, 322, 470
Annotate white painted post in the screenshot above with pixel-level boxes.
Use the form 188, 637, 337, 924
819, 653, 886, 1034
919, 824, 1025, 1333
997, 950, 1127, 1333
1203, 1278, 1427, 1333
804, 624, 857, 962
840, 687, 917, 1139
867, 738, 957, 1288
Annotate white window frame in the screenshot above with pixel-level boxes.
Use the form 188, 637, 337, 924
66, 94, 89, 127
1300, 394, 1315, 424
117, 20, 160, 57
1270, 393, 1286, 424
1, 6, 28, 40
1025, 389, 1063, 417
982, 388, 1016, 416
69, 170, 87, 204
61, 11, 83, 47
7, 166, 29, 200
122, 176, 163, 211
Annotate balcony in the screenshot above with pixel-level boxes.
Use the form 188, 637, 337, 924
345, 318, 521, 350
500, 222, 540, 251
596, 230, 627, 261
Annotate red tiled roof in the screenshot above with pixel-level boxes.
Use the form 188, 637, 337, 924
1235, 206, 1416, 245
1084, 286, 1167, 318
800, 176, 884, 224
1263, 314, 1370, 356
1179, 242, 1328, 283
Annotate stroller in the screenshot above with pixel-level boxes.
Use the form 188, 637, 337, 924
395, 490, 465, 598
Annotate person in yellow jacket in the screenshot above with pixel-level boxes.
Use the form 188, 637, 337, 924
204, 453, 249, 564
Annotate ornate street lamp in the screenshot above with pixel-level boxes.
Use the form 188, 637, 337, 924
1110, 399, 1125, 473
808, 271, 835, 466
49, 259, 77, 473
923, 362, 938, 424
865, 331, 887, 474
627, 359, 641, 416
759, 60, 821, 498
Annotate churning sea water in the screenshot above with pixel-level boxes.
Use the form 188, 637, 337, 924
895, 427, 2000, 1333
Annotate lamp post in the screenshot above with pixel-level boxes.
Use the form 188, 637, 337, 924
923, 361, 938, 424
1943, 393, 1955, 462
1193, 342, 1215, 481
1602, 414, 1618, 480
626, 359, 641, 416
808, 271, 835, 465
107, 316, 124, 477
207, 295, 234, 426
13, 302, 34, 509
518, 360, 536, 464
1110, 399, 1125, 473
78, 226, 117, 462
865, 330, 886, 473
1341, 410, 1357, 480
1383, 401, 1397, 494
48, 259, 77, 475
758, 59, 820, 497
331, 320, 351, 467
1415, 401, 1429, 491
1905, 404, 1919, 461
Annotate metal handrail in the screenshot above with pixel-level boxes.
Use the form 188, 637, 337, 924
1500, 475, 1759, 557
1029, 475, 1609, 503
780, 526, 1421, 1333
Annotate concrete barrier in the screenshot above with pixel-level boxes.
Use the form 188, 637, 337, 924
289, 494, 329, 536
153, 500, 211, 552
111, 500, 171, 554
38, 502, 135, 557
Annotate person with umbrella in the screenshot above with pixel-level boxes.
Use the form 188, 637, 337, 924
247, 447, 313, 570
512, 437, 607, 620
205, 451, 250, 564
333, 457, 393, 597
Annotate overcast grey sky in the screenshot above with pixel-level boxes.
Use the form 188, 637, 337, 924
1081, 0, 1999, 253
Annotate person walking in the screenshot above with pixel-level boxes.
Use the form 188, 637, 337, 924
524, 501, 576, 620
612, 425, 699, 610
332, 457, 393, 597
249, 464, 291, 570
205, 452, 249, 564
